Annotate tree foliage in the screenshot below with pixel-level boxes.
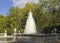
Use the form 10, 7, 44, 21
0, 15, 6, 32
0, 0, 60, 34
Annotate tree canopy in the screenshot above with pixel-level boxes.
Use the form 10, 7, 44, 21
0, 0, 60, 34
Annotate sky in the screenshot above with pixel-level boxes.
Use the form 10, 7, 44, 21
0, 0, 39, 16
0, 0, 12, 15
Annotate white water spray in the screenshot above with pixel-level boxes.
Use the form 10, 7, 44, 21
24, 10, 37, 34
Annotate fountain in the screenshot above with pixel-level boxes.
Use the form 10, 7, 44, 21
24, 10, 37, 34
13, 28, 17, 41
15, 10, 58, 43
4, 30, 7, 37
16, 10, 37, 43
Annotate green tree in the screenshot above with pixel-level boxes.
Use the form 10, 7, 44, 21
38, 0, 60, 33
7, 7, 23, 34
0, 14, 6, 32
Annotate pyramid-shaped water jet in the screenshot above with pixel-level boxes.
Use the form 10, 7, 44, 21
24, 10, 37, 34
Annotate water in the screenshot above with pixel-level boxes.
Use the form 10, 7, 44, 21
24, 10, 37, 34
4, 30, 7, 37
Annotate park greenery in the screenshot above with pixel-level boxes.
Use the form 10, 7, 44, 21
0, 0, 60, 34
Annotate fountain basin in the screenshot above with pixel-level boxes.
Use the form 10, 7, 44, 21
15, 34, 58, 43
